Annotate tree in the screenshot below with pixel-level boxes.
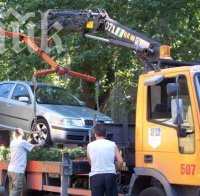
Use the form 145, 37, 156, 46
0, 0, 200, 114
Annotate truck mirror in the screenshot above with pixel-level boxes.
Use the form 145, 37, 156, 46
171, 98, 184, 125
166, 83, 179, 96
144, 74, 164, 86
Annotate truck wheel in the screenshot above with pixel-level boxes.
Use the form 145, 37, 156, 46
32, 119, 52, 145
139, 187, 166, 196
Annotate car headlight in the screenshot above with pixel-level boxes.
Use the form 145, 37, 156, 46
60, 118, 84, 127
104, 120, 114, 124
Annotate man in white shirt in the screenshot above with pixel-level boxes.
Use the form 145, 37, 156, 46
8, 128, 43, 196
87, 124, 123, 196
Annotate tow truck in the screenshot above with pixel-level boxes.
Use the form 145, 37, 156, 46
1, 8, 200, 196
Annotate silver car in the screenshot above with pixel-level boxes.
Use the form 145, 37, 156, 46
0, 81, 113, 144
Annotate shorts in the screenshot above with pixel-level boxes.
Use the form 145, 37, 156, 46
8, 171, 24, 196
90, 173, 118, 196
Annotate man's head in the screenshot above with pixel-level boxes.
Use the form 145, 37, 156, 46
93, 124, 106, 138
14, 128, 24, 138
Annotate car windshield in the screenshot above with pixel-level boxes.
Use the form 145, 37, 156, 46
35, 85, 81, 106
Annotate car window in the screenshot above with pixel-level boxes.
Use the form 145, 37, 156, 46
36, 86, 81, 106
0, 83, 15, 98
12, 84, 30, 101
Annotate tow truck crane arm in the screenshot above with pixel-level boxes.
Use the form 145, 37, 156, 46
45, 8, 172, 67
0, 30, 96, 82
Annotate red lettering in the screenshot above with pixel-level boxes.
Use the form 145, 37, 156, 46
185, 164, 190, 175
180, 164, 185, 175
180, 164, 196, 175
191, 164, 195, 175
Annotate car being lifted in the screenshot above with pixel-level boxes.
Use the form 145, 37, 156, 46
0, 81, 113, 144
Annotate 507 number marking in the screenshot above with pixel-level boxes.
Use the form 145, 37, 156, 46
180, 164, 195, 175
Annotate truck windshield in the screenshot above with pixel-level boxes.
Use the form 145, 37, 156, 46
194, 74, 200, 107
35, 85, 81, 106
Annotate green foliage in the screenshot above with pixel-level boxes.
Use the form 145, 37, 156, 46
0, 146, 86, 161
0, 0, 200, 112
0, 146, 10, 161
27, 147, 86, 161
27, 146, 86, 161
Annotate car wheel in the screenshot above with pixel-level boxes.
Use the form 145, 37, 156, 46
32, 119, 52, 145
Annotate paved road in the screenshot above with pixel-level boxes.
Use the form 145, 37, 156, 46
0, 186, 60, 195
0, 189, 59, 196
0, 186, 4, 195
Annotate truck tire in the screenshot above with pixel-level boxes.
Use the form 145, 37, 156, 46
32, 119, 52, 145
139, 187, 166, 196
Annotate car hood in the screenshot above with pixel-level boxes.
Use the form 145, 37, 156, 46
37, 104, 112, 120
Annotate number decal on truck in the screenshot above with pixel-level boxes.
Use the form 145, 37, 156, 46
105, 21, 125, 38
105, 21, 116, 34
180, 164, 195, 175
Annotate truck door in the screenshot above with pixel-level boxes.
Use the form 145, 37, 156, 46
142, 74, 196, 185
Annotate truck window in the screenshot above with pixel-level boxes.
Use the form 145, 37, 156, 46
148, 75, 195, 153
149, 79, 172, 122
177, 75, 195, 154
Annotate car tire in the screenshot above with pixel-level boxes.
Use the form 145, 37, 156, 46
31, 118, 52, 145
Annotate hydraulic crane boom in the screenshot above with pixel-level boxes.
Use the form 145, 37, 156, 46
0, 29, 96, 82
45, 8, 172, 67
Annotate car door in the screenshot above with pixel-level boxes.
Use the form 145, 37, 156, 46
0, 82, 15, 129
8, 83, 34, 131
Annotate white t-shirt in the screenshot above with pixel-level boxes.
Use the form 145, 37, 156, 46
87, 139, 116, 177
8, 138, 34, 174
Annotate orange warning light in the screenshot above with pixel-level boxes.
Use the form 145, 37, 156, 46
159, 45, 172, 59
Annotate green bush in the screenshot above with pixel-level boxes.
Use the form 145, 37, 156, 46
0, 146, 87, 162
0, 146, 10, 161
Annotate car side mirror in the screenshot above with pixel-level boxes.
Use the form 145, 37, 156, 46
79, 101, 86, 106
171, 98, 184, 125
18, 96, 31, 104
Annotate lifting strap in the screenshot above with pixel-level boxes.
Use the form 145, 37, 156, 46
95, 81, 99, 112
31, 75, 38, 132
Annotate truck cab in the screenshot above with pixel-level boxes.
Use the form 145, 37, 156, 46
134, 65, 200, 195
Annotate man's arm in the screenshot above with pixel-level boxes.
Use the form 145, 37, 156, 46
33, 143, 43, 149
87, 146, 91, 165
24, 140, 42, 151
33, 140, 50, 149
115, 146, 123, 171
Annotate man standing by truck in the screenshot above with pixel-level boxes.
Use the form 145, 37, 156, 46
7, 128, 43, 196
87, 124, 123, 196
